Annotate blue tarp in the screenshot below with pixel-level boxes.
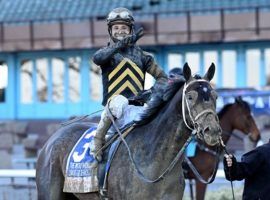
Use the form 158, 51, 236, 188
217, 89, 270, 115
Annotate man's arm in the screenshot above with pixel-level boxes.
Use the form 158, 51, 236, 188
93, 29, 144, 66
144, 52, 168, 84
223, 150, 264, 181
92, 43, 122, 66
223, 154, 245, 181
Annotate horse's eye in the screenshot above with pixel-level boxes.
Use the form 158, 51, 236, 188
186, 91, 198, 103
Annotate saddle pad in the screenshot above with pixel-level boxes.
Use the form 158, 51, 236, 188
185, 139, 197, 157
63, 127, 99, 193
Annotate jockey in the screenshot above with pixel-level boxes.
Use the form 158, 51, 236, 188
91, 7, 168, 162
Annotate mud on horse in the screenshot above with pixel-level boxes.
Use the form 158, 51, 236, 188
36, 63, 222, 200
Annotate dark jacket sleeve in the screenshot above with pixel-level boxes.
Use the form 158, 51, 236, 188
223, 149, 264, 181
92, 42, 123, 66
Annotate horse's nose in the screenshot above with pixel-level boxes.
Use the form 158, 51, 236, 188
203, 124, 221, 136
203, 126, 210, 133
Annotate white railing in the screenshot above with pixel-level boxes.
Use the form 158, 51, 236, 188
0, 169, 35, 178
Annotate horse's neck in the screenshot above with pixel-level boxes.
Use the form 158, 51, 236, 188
219, 109, 234, 144
126, 88, 191, 178
144, 91, 190, 163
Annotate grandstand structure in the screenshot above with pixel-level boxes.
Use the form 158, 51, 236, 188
0, 0, 270, 120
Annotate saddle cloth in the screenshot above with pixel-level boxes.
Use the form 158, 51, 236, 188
63, 105, 143, 193
63, 127, 99, 193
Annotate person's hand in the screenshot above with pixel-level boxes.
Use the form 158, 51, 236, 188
122, 34, 137, 46
117, 28, 144, 48
115, 35, 135, 49
224, 154, 233, 167
134, 27, 144, 42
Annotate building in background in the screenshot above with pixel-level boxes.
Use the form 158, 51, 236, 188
0, 0, 270, 120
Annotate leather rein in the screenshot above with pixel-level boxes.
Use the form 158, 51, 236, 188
184, 145, 221, 184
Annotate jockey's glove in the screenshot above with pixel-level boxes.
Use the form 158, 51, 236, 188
117, 28, 144, 48
128, 89, 152, 106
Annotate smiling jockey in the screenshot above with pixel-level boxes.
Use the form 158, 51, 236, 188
91, 7, 167, 162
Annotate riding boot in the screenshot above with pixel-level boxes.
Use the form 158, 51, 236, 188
91, 113, 112, 162
91, 95, 128, 162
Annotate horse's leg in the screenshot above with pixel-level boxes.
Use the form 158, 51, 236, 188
36, 152, 65, 200
188, 179, 195, 200
160, 168, 186, 200
195, 180, 207, 200
37, 145, 78, 200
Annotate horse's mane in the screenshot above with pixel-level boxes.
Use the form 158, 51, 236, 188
134, 78, 185, 126
217, 103, 233, 119
238, 99, 251, 113
218, 99, 251, 119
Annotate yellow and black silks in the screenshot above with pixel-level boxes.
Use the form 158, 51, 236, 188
103, 57, 145, 105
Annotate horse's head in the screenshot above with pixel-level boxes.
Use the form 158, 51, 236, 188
182, 63, 221, 146
232, 96, 261, 143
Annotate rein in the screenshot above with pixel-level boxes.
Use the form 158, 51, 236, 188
185, 130, 238, 184
61, 109, 104, 126
184, 145, 221, 184
220, 137, 236, 200
196, 142, 217, 156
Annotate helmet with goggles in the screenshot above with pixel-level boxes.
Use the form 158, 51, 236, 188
107, 8, 134, 26
107, 7, 134, 36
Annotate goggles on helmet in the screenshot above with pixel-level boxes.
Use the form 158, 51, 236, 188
107, 10, 134, 22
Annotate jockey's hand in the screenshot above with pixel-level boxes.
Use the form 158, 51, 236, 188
129, 89, 152, 105
115, 36, 134, 49
224, 154, 234, 167
135, 27, 144, 42
120, 28, 144, 47
128, 99, 144, 106
123, 35, 137, 46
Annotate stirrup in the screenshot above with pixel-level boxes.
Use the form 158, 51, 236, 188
99, 188, 109, 200
94, 153, 103, 162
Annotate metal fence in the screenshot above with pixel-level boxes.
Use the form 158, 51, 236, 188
0, 179, 36, 200
0, 169, 36, 200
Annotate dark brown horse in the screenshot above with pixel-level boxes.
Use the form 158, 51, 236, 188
184, 97, 261, 200
36, 63, 222, 200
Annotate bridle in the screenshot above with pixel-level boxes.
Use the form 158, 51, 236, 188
182, 79, 219, 140
181, 79, 221, 185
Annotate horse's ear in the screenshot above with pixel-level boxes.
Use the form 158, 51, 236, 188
183, 63, 191, 81
235, 96, 243, 103
203, 63, 215, 81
